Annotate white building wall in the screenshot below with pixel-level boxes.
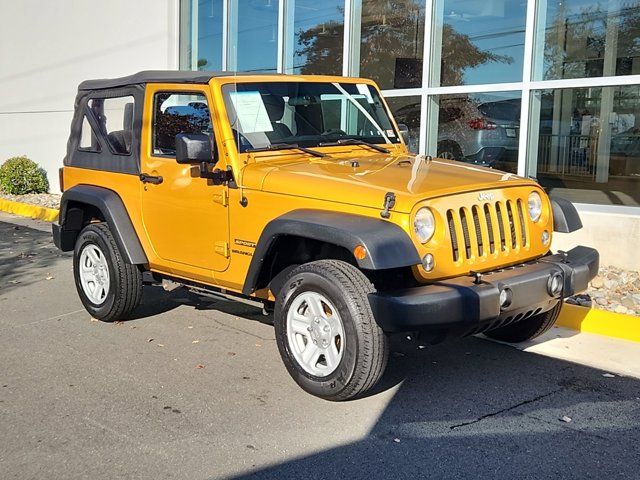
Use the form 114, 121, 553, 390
0, 0, 180, 192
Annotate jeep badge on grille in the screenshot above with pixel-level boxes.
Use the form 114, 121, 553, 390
478, 192, 495, 201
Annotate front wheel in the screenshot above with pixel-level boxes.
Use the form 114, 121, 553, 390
274, 260, 388, 401
485, 301, 563, 343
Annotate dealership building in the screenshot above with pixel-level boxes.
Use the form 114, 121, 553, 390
1, 0, 638, 267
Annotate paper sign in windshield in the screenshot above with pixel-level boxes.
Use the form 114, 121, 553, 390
229, 91, 273, 133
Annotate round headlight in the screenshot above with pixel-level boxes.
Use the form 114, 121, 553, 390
528, 191, 543, 222
414, 207, 435, 244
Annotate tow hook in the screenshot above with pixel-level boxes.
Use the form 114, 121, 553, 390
380, 192, 396, 218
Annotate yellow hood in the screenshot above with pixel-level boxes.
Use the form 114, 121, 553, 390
241, 153, 535, 213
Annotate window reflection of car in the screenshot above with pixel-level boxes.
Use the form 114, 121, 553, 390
437, 98, 521, 173
394, 98, 521, 173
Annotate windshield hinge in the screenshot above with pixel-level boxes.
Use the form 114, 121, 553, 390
213, 189, 228, 206
215, 241, 230, 258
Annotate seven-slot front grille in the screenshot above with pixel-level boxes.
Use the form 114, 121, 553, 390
446, 199, 528, 262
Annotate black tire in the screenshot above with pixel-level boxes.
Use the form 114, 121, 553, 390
437, 141, 463, 161
73, 223, 143, 322
274, 260, 388, 401
485, 301, 563, 343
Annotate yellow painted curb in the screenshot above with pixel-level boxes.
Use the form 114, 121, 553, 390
0, 198, 59, 222
557, 303, 640, 343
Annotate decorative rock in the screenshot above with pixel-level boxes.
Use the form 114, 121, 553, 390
621, 296, 636, 309
614, 305, 629, 315
576, 297, 592, 307
590, 276, 604, 289
604, 278, 618, 290
567, 266, 639, 318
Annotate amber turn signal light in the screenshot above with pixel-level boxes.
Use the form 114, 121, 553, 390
353, 245, 367, 260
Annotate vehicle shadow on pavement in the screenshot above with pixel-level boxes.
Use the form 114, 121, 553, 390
0, 220, 70, 296
228, 333, 640, 479
129, 284, 274, 326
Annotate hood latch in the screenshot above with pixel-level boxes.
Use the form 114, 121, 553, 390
380, 192, 396, 219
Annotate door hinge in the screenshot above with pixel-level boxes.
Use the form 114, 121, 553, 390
213, 189, 228, 206
215, 241, 230, 258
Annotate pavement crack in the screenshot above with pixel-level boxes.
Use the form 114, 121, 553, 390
449, 388, 562, 430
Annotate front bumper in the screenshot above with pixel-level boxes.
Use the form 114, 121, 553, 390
368, 246, 598, 337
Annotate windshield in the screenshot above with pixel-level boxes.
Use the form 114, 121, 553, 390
222, 82, 401, 153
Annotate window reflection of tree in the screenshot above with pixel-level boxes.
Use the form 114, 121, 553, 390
295, 0, 512, 87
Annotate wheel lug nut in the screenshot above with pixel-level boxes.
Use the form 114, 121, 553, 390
307, 326, 312, 332
313, 339, 317, 345
323, 326, 330, 332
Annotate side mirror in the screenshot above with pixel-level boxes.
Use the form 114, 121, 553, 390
175, 133, 215, 164
397, 124, 410, 145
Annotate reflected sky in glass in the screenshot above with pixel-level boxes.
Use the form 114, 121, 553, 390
196, 0, 223, 70
292, 0, 344, 75
434, 0, 527, 86
236, 0, 279, 72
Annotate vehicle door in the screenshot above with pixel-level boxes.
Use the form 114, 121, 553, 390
140, 84, 230, 274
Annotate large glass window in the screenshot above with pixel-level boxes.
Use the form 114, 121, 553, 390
180, 0, 224, 70
386, 96, 421, 153
358, 0, 426, 90
230, 0, 280, 72
534, 0, 640, 81
528, 85, 640, 206
430, 91, 522, 173
290, 0, 344, 75
431, 0, 527, 86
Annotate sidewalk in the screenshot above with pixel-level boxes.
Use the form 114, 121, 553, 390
497, 326, 640, 380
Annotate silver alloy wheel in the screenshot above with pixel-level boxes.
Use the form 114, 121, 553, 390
78, 244, 110, 305
439, 150, 457, 160
286, 291, 345, 377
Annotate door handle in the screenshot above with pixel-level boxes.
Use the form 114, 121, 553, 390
139, 173, 163, 185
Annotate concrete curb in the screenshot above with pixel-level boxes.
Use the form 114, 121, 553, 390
557, 303, 640, 343
0, 198, 59, 222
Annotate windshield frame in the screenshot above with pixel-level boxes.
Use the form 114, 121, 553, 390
219, 79, 402, 155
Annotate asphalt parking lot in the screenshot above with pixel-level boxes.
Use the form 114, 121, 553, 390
1, 212, 639, 479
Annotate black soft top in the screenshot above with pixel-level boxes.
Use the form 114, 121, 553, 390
78, 70, 261, 91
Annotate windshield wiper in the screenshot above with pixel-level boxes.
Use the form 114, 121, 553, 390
246, 143, 326, 158
320, 138, 390, 154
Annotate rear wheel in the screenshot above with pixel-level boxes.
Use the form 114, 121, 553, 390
274, 260, 388, 401
485, 301, 563, 343
73, 223, 143, 322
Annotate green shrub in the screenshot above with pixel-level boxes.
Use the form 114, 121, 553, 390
0, 156, 49, 195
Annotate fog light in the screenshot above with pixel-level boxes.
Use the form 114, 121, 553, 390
541, 230, 550, 245
547, 272, 563, 297
422, 253, 435, 272
499, 287, 513, 309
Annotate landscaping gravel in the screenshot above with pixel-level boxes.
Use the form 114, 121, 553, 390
0, 192, 61, 209
568, 266, 640, 317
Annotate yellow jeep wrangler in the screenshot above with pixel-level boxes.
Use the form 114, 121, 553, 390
53, 71, 598, 400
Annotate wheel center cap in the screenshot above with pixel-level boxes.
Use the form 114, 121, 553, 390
309, 316, 332, 349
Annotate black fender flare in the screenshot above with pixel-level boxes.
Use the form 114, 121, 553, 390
242, 209, 421, 295
54, 185, 148, 265
550, 196, 582, 233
